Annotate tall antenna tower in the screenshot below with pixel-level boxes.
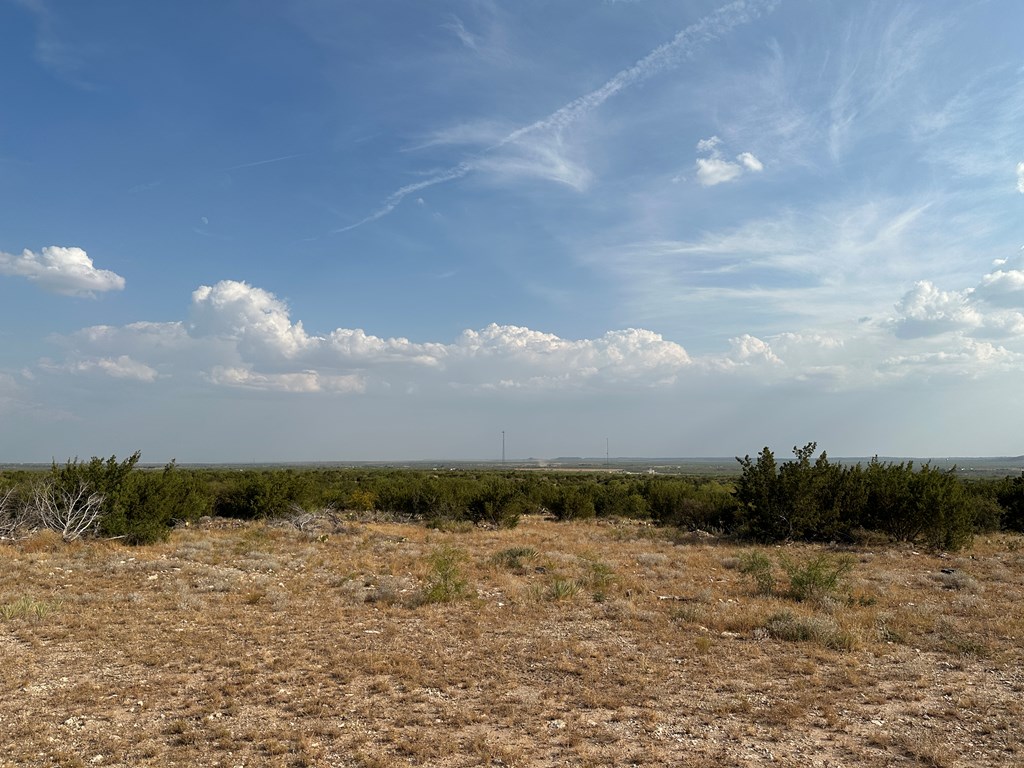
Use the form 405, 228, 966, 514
502, 430, 506, 465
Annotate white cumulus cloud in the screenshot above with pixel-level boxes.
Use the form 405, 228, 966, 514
892, 281, 981, 338
190, 280, 313, 359
694, 136, 764, 187
0, 246, 125, 296
1017, 161, 1024, 193
973, 269, 1024, 308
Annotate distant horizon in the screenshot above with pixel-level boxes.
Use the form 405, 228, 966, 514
5, 453, 1023, 468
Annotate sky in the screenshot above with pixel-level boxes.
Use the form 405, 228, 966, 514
2, 0, 1024, 463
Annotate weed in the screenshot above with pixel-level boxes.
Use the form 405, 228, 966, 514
875, 613, 909, 644
781, 553, 854, 603
763, 610, 855, 651
932, 569, 980, 592
738, 550, 776, 596
420, 545, 470, 604
491, 546, 539, 572
0, 596, 63, 621
582, 557, 615, 601
546, 577, 581, 601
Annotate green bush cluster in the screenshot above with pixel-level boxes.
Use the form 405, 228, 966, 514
3, 444, 1023, 550
736, 443, 977, 550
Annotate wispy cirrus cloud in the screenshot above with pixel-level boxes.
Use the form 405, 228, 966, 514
336, 0, 779, 231
9, 0, 91, 86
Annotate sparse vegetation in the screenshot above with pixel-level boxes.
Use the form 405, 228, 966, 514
0, 510, 1021, 766
3, 442, 1023, 551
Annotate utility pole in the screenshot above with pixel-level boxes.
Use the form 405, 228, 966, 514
502, 430, 506, 465
606, 437, 609, 468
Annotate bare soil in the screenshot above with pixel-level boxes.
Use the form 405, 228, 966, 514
1, 516, 1022, 767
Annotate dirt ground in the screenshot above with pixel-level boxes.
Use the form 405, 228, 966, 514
1, 515, 1022, 767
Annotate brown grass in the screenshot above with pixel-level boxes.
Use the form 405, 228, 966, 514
1, 517, 1022, 767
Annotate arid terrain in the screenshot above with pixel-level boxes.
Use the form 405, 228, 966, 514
1, 514, 1022, 767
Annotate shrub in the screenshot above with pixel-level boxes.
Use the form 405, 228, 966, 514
781, 552, 853, 604
214, 471, 300, 520
101, 463, 211, 544
420, 546, 470, 604
466, 477, 525, 528
995, 472, 1024, 532
547, 486, 596, 521
763, 610, 854, 651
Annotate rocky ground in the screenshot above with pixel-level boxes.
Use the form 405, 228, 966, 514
1, 515, 1022, 767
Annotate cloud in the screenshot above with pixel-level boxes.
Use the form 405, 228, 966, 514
10, 0, 91, 86
189, 280, 313, 359
881, 338, 1021, 379
338, 0, 778, 230
694, 136, 764, 186
1017, 161, 1024, 193
726, 334, 782, 366
0, 246, 126, 296
442, 15, 479, 51
892, 281, 980, 339
44, 256, 1024, 402
49, 279, 699, 394
450, 325, 691, 388
973, 268, 1024, 309
40, 355, 158, 382
738, 152, 764, 172
207, 367, 365, 394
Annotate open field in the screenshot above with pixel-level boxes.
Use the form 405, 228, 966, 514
2, 515, 1022, 767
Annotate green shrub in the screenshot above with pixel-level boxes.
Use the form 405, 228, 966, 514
420, 546, 470, 604
213, 471, 311, 520
781, 552, 853, 603
547, 486, 596, 521
101, 463, 211, 544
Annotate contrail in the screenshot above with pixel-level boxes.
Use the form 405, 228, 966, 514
336, 0, 779, 233
225, 154, 301, 171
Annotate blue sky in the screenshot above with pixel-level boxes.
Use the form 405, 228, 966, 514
2, 0, 1024, 462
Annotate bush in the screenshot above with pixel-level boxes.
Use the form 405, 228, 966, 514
781, 552, 853, 604
213, 471, 308, 520
547, 486, 596, 521
101, 464, 211, 544
420, 546, 470, 604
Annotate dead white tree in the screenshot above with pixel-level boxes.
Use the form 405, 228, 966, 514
33, 482, 104, 541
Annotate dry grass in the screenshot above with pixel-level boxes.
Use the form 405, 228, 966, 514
1, 517, 1022, 767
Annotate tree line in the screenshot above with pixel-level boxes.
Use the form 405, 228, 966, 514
1, 443, 1022, 550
